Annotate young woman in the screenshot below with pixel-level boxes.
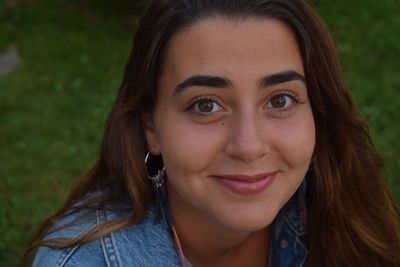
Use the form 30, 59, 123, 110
23, 0, 400, 266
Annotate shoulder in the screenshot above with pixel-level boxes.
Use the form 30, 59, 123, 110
33, 205, 182, 267
33, 238, 105, 267
32, 207, 106, 267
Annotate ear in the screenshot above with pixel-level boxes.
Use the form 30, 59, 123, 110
142, 113, 161, 155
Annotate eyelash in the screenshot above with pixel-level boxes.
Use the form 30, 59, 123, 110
186, 96, 224, 115
265, 90, 302, 111
186, 90, 302, 115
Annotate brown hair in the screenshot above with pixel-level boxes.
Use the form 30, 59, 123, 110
22, 0, 400, 266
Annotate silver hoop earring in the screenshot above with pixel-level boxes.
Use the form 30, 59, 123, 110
145, 152, 165, 188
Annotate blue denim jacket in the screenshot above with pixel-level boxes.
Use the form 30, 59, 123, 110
33, 194, 307, 267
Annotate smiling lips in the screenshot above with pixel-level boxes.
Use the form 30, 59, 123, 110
212, 172, 278, 196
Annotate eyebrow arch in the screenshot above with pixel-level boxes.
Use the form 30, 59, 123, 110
174, 75, 231, 95
258, 70, 306, 88
173, 70, 306, 95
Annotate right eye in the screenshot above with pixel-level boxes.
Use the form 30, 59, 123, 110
188, 97, 223, 114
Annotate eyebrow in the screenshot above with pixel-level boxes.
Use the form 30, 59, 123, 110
173, 70, 305, 95
174, 75, 231, 95
258, 70, 306, 87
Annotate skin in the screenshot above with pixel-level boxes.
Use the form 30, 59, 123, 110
144, 17, 315, 267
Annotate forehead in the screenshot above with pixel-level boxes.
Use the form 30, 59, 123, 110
159, 17, 304, 87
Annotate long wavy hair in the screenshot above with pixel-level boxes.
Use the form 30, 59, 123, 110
22, 0, 400, 266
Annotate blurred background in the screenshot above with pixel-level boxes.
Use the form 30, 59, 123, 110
0, 0, 399, 266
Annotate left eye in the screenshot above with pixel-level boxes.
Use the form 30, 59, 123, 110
190, 98, 222, 113
265, 94, 296, 109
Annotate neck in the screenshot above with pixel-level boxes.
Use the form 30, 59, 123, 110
181, 226, 270, 267
167, 187, 270, 267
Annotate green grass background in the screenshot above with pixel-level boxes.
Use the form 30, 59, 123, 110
0, 0, 399, 266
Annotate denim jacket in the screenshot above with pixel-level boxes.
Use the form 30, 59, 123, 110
33, 193, 308, 267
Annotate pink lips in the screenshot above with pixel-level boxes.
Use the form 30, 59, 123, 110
212, 172, 277, 196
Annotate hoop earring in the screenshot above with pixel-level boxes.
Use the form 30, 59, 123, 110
145, 152, 165, 188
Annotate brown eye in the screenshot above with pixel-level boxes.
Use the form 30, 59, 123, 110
266, 93, 297, 110
189, 98, 222, 114
270, 95, 287, 108
198, 99, 215, 112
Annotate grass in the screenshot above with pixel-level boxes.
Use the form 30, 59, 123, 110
0, 1, 133, 265
312, 0, 400, 196
0, 0, 399, 266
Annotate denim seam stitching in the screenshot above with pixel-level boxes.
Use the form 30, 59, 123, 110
283, 213, 306, 236
54, 246, 80, 267
97, 209, 112, 267
97, 209, 121, 267
109, 228, 122, 267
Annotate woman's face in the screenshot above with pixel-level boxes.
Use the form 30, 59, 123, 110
144, 18, 315, 233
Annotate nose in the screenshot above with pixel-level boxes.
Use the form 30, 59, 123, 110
225, 110, 269, 163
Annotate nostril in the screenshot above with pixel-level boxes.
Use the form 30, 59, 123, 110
225, 133, 268, 163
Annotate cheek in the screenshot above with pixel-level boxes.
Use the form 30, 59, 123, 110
270, 113, 315, 168
157, 119, 225, 176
